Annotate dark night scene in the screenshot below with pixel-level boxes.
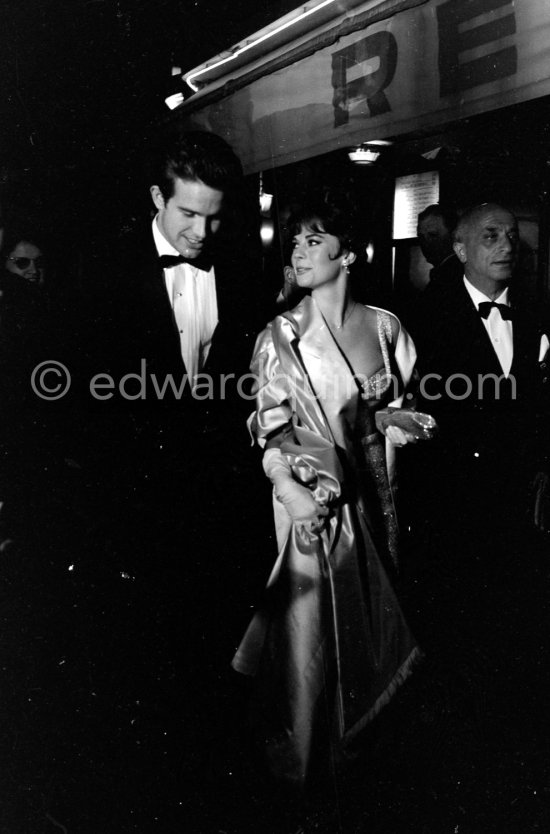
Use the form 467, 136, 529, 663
1, 1, 550, 832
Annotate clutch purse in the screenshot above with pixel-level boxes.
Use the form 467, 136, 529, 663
375, 407, 438, 441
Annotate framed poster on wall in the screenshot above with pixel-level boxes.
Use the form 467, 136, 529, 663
393, 171, 440, 240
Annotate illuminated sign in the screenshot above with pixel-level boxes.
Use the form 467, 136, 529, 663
179, 0, 550, 173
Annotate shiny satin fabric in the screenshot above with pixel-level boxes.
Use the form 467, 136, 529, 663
232, 296, 420, 783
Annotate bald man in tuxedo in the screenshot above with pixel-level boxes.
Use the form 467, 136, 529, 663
406, 204, 550, 679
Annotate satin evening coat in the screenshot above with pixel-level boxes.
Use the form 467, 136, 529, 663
232, 296, 421, 783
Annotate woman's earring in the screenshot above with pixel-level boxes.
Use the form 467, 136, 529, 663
342, 258, 350, 273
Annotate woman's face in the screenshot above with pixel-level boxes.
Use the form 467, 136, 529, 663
291, 222, 346, 290
5, 241, 45, 284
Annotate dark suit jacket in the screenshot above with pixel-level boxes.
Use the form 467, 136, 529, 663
426, 252, 464, 289
399, 254, 464, 342
416, 275, 547, 410
83, 219, 263, 488
412, 274, 550, 526
102, 227, 256, 386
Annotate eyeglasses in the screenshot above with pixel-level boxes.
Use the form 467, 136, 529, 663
7, 256, 44, 270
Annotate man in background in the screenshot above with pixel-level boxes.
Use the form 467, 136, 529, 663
416, 203, 463, 289
395, 203, 463, 334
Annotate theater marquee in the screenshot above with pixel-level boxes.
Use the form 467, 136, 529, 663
176, 0, 550, 173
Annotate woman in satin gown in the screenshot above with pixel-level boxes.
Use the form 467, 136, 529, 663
232, 193, 421, 785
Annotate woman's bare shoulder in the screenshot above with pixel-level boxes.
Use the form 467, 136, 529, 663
361, 304, 401, 341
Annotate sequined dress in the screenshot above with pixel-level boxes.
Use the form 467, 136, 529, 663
232, 296, 420, 784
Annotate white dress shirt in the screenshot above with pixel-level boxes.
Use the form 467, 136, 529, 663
463, 278, 513, 376
152, 217, 218, 389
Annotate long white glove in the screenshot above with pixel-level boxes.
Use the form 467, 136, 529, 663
263, 447, 328, 540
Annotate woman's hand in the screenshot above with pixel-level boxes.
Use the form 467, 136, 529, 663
263, 447, 328, 541
275, 478, 327, 521
275, 479, 329, 542
384, 425, 418, 447
295, 515, 327, 544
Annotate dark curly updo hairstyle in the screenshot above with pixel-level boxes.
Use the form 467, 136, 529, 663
286, 188, 364, 262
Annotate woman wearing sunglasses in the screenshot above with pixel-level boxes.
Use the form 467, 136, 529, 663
0, 230, 49, 401
3, 233, 46, 288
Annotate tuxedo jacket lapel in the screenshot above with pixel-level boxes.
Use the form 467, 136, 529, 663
202, 255, 258, 382
116, 227, 257, 392
427, 277, 504, 378
134, 240, 188, 380
461, 292, 505, 378
452, 282, 543, 378
141, 251, 236, 382
419, 277, 548, 414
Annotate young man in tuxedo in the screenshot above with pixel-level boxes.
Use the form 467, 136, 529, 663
81, 132, 266, 787
95, 130, 261, 512
108, 130, 257, 402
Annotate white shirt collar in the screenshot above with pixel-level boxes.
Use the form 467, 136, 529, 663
152, 215, 180, 257
463, 277, 509, 308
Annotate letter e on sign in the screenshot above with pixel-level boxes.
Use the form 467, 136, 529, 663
437, 0, 517, 97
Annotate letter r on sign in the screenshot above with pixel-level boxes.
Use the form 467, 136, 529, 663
332, 31, 397, 127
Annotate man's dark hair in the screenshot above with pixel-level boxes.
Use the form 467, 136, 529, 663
417, 203, 458, 234
152, 130, 243, 202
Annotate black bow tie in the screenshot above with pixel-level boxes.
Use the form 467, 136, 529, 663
478, 301, 513, 321
158, 253, 212, 272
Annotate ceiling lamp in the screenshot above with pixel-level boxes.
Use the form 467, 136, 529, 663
348, 140, 391, 165
165, 92, 184, 110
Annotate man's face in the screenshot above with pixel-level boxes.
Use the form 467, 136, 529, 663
150, 177, 224, 259
454, 206, 518, 295
417, 215, 452, 266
